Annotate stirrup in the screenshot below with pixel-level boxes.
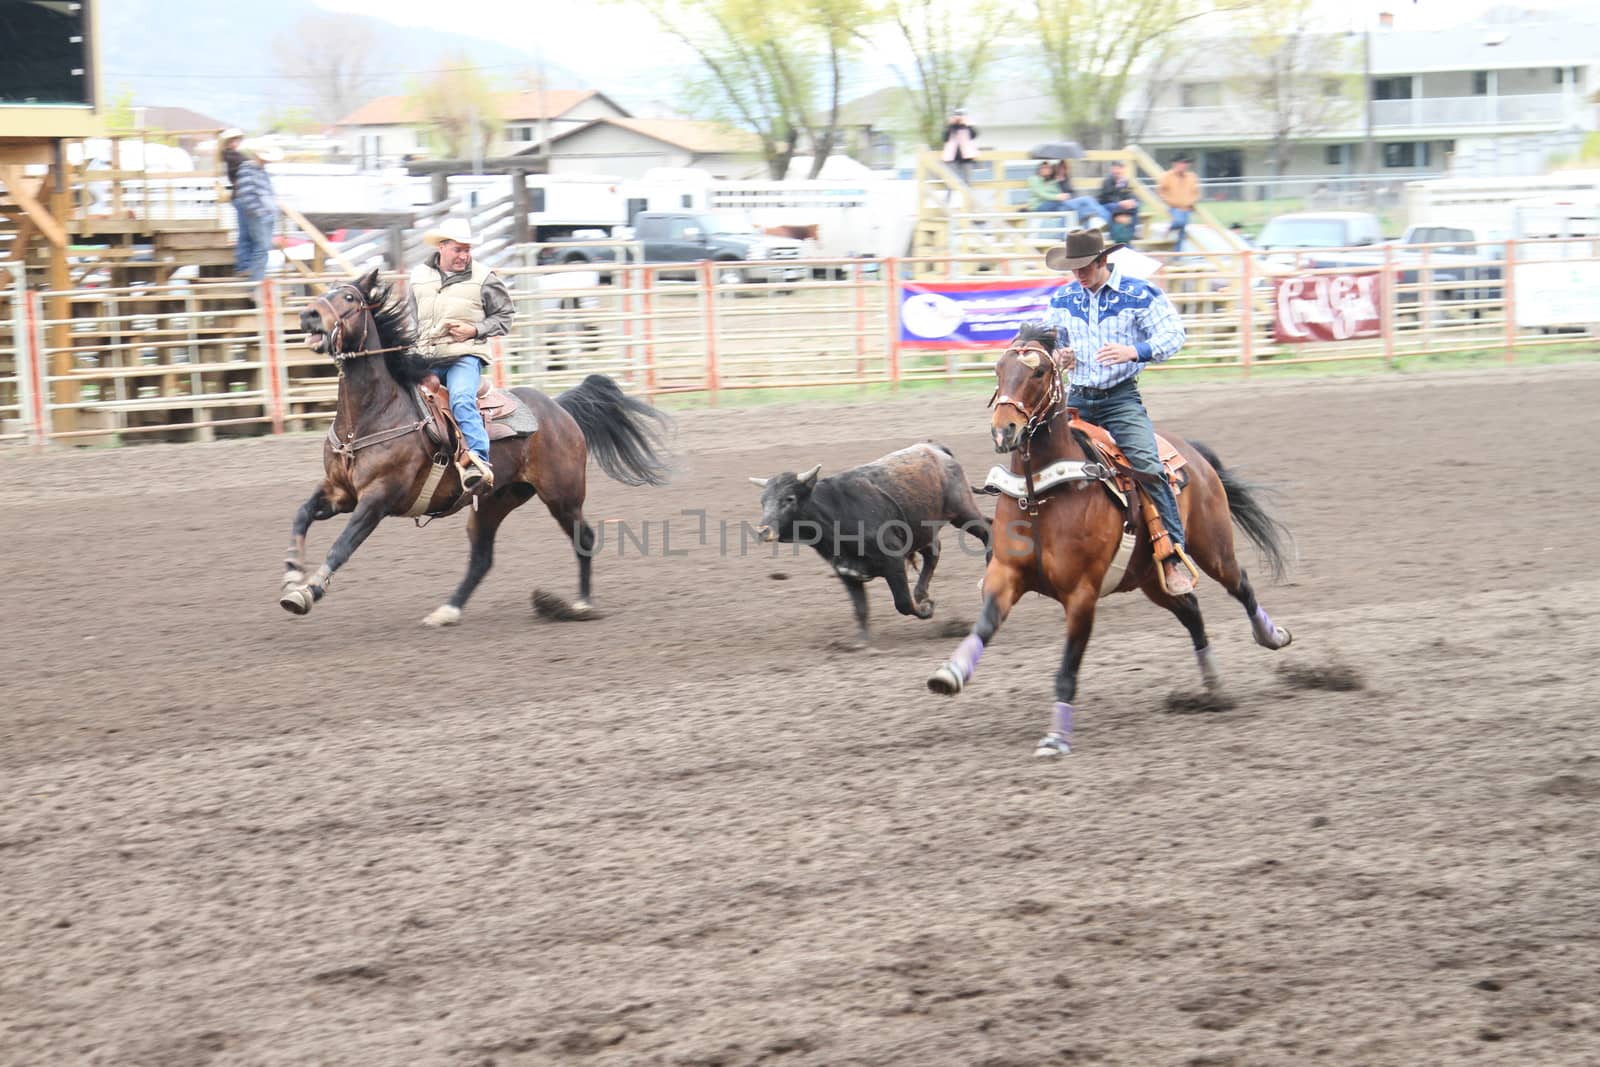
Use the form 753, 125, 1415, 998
1160, 549, 1199, 596
461, 454, 494, 492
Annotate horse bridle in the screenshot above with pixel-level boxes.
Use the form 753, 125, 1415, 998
310, 282, 386, 366
989, 340, 1065, 442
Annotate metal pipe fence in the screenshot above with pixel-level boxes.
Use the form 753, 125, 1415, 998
4, 238, 1596, 448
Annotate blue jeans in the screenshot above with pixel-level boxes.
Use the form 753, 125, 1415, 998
236, 209, 275, 280
443, 356, 491, 463
1168, 207, 1192, 251
1068, 379, 1185, 550
1064, 196, 1111, 224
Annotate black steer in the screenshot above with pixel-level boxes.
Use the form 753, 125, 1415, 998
751, 443, 992, 644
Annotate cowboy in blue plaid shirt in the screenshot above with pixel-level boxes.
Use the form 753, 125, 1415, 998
1042, 229, 1195, 596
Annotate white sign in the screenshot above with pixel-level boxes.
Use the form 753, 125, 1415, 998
1515, 261, 1600, 327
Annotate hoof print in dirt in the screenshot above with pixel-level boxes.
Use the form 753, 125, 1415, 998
1278, 660, 1365, 692
1533, 774, 1600, 798
935, 619, 971, 639
1164, 690, 1238, 714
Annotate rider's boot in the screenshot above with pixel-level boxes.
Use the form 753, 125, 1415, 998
462, 451, 495, 492
1162, 551, 1197, 597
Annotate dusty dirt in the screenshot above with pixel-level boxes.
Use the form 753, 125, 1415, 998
3, 363, 1599, 1066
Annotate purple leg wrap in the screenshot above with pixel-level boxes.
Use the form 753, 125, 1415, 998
1252, 605, 1283, 648
1052, 702, 1074, 737
951, 633, 984, 680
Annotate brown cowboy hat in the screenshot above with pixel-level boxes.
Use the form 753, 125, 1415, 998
1044, 228, 1125, 272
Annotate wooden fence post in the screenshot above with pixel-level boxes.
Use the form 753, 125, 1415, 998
260, 280, 285, 433
1502, 238, 1517, 363
1382, 242, 1397, 366
884, 257, 901, 387
24, 290, 49, 449
700, 260, 719, 404
1239, 250, 1254, 376
640, 266, 657, 400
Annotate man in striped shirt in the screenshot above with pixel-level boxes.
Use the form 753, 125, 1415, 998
1042, 229, 1196, 596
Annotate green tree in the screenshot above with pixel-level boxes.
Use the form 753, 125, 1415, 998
104, 83, 136, 131
1031, 0, 1239, 148
259, 106, 323, 137
406, 58, 503, 160
632, 0, 873, 179
883, 0, 1010, 150
1227, 0, 1358, 177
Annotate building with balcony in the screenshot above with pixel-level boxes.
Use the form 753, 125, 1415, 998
1124, 16, 1600, 185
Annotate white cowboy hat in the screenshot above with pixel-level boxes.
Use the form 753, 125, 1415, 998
423, 217, 476, 247
244, 139, 284, 163
219, 128, 245, 143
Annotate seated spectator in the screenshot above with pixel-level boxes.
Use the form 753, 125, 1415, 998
1027, 161, 1109, 229
1097, 160, 1141, 228
1108, 209, 1137, 247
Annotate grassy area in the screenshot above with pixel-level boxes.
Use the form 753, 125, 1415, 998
649, 344, 1600, 411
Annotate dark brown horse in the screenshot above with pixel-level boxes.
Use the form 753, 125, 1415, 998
926, 323, 1293, 757
279, 268, 671, 624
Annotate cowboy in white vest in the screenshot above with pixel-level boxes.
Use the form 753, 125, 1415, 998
407, 218, 515, 491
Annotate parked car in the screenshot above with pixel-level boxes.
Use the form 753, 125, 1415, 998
536, 211, 807, 284
1255, 212, 1500, 306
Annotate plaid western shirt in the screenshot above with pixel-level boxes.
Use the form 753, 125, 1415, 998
1042, 266, 1187, 391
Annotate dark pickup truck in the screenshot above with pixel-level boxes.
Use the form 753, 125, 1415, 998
536, 211, 808, 284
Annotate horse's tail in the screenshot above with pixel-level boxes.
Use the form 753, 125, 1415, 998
556, 374, 673, 487
1192, 441, 1292, 581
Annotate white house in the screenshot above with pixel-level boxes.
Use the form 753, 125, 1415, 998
333, 89, 633, 169
1125, 15, 1600, 182
521, 117, 764, 180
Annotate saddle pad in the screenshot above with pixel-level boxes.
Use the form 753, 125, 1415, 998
482, 388, 538, 439
418, 375, 538, 439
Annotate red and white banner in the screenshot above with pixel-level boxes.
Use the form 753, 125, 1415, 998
1272, 272, 1383, 343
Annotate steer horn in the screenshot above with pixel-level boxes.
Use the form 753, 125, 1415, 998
748, 476, 770, 487
799, 463, 821, 486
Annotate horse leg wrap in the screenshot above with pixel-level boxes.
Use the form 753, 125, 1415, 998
307, 565, 333, 602
1196, 645, 1220, 689
1052, 701, 1074, 737
1251, 605, 1289, 650
950, 633, 984, 682
1035, 703, 1075, 756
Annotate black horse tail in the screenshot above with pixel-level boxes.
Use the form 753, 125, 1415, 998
1192, 441, 1292, 581
556, 374, 673, 487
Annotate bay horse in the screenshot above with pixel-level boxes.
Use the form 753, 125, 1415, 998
926, 323, 1294, 757
279, 267, 671, 624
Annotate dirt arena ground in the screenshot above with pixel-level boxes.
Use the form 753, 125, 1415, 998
4, 363, 1599, 1066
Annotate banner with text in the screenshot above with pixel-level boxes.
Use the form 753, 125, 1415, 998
898, 279, 1056, 348
1272, 271, 1384, 343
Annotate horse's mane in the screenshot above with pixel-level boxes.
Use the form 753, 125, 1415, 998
1013, 320, 1058, 350
358, 278, 442, 386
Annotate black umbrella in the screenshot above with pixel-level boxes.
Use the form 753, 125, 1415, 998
1028, 141, 1085, 160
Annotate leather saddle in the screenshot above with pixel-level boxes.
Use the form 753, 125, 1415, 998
416, 374, 538, 459
1067, 411, 1191, 568
1067, 413, 1188, 496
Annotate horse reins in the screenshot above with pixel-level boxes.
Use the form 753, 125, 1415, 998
312, 283, 412, 367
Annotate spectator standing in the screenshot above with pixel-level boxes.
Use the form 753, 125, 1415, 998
233, 141, 281, 282
941, 108, 980, 185
1157, 153, 1200, 251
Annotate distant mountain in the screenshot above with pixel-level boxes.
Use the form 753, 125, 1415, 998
98, 0, 585, 128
